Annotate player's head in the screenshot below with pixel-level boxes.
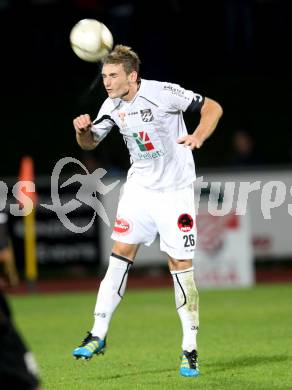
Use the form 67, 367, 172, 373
101, 45, 141, 100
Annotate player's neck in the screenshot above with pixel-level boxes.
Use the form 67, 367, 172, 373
122, 81, 140, 102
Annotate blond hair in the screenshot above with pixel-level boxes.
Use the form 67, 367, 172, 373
102, 45, 141, 75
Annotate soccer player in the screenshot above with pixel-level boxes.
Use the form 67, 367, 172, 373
72, 45, 223, 377
0, 211, 42, 389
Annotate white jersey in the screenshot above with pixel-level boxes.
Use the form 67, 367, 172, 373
91, 79, 204, 190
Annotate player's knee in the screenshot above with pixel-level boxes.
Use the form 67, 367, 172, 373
168, 258, 192, 271
111, 242, 138, 260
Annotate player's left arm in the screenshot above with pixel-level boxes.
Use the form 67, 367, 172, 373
177, 97, 223, 149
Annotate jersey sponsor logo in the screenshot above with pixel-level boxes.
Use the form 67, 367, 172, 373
177, 213, 194, 232
163, 84, 194, 101
140, 109, 153, 122
163, 84, 186, 98
138, 149, 165, 160
113, 217, 132, 234
133, 132, 154, 151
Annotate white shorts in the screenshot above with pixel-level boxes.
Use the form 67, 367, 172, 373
111, 181, 197, 259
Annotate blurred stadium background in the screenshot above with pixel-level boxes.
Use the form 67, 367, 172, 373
1, 1, 292, 388
1, 0, 291, 288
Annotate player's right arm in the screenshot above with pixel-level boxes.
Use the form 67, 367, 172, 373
74, 100, 116, 150
74, 114, 98, 150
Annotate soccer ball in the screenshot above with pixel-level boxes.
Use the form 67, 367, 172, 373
70, 19, 113, 62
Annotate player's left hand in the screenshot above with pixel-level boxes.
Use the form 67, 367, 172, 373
176, 134, 204, 150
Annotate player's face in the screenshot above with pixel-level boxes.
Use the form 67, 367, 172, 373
102, 63, 137, 100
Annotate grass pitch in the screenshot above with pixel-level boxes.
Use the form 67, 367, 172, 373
9, 284, 292, 389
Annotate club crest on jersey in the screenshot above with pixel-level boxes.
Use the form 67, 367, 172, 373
177, 214, 194, 232
140, 109, 153, 122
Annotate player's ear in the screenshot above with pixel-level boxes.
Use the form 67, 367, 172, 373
129, 71, 138, 83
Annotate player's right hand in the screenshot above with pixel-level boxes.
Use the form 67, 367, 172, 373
73, 114, 92, 135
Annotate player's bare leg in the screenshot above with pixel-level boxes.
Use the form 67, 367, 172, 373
112, 241, 140, 260
73, 242, 139, 360
168, 257, 200, 377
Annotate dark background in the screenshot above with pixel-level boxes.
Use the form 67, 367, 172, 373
0, 0, 291, 177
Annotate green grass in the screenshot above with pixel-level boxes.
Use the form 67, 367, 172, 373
8, 284, 292, 389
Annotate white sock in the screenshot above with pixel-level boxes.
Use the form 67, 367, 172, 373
91, 253, 132, 339
171, 267, 199, 352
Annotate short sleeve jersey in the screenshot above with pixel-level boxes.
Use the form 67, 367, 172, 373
91, 79, 204, 190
